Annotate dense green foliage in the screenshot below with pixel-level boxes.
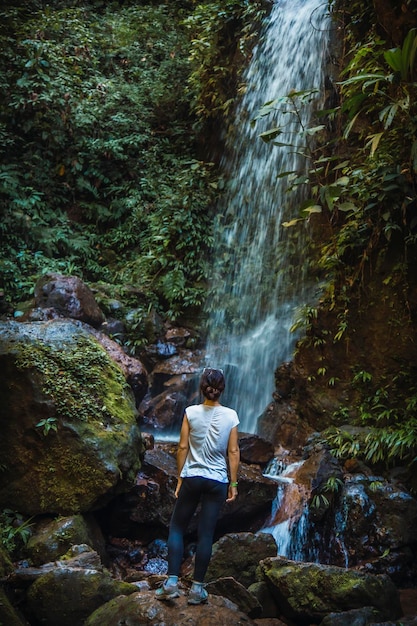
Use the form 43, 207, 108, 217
0, 0, 263, 336
256, 0, 417, 471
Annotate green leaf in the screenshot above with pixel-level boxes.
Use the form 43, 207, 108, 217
259, 127, 282, 142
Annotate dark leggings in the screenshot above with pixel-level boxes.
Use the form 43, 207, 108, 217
167, 476, 228, 582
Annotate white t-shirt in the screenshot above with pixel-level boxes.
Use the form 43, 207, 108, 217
180, 404, 239, 483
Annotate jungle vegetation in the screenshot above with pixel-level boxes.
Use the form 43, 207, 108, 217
1, 0, 417, 477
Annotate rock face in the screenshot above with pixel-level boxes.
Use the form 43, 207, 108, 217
0, 320, 144, 515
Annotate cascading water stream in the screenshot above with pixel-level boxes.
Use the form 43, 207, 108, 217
205, 0, 331, 433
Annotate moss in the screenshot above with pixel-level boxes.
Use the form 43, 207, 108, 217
15, 334, 134, 427
37, 443, 115, 513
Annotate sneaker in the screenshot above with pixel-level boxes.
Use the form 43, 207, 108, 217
187, 585, 208, 605
155, 580, 180, 601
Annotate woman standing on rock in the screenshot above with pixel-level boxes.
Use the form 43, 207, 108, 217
155, 367, 240, 605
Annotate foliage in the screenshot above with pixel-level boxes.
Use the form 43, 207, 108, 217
36, 417, 58, 436
0, 1, 255, 330
15, 335, 131, 424
0, 509, 33, 554
256, 0, 417, 472
184, 0, 266, 120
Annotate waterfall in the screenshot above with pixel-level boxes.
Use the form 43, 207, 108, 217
205, 0, 331, 433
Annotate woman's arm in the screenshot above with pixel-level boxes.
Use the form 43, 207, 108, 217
175, 414, 190, 497
226, 425, 240, 502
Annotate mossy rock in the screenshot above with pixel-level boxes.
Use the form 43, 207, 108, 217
25, 514, 106, 565
0, 320, 144, 515
26, 567, 137, 626
258, 556, 402, 624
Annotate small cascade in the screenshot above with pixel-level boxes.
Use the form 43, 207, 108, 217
260, 458, 315, 561
205, 0, 331, 432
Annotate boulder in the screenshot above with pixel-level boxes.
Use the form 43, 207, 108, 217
0, 320, 144, 515
84, 589, 256, 625
103, 443, 278, 537
257, 556, 402, 624
238, 433, 275, 466
33, 273, 105, 327
25, 514, 106, 566
206, 576, 262, 618
206, 532, 277, 588
257, 399, 314, 454
26, 561, 137, 626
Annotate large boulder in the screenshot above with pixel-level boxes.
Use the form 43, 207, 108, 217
257, 556, 403, 624
26, 555, 137, 626
84, 589, 256, 626
206, 532, 277, 587
0, 320, 144, 515
25, 515, 106, 566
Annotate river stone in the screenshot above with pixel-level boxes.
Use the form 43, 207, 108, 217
258, 556, 402, 624
206, 532, 277, 588
84, 590, 257, 626
0, 319, 144, 515
26, 567, 137, 626
33, 273, 105, 327
25, 514, 106, 566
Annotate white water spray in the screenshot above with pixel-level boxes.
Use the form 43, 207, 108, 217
205, 0, 331, 432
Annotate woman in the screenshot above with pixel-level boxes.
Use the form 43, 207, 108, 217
155, 367, 240, 605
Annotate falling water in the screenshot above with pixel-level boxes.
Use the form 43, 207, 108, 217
205, 0, 331, 432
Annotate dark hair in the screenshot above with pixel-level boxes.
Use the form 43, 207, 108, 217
200, 368, 225, 401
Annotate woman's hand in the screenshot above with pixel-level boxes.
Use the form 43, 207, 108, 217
226, 484, 238, 502
175, 477, 183, 498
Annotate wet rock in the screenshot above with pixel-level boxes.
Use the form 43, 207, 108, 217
206, 532, 277, 588
0, 320, 144, 515
165, 326, 193, 345
239, 433, 275, 466
258, 556, 402, 624
139, 387, 189, 431
258, 400, 314, 454
33, 273, 105, 327
25, 515, 106, 566
84, 589, 257, 626
206, 576, 262, 618
318, 474, 417, 584
26, 563, 137, 626
107, 444, 278, 537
